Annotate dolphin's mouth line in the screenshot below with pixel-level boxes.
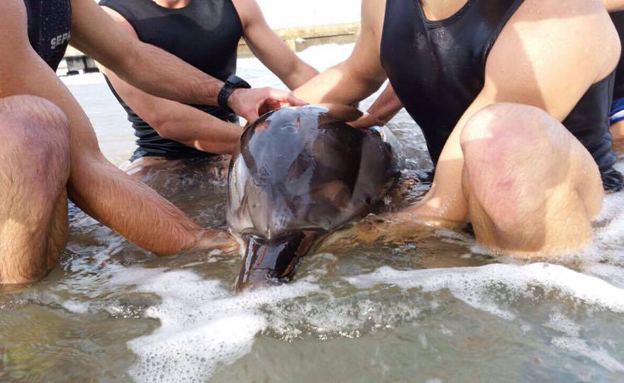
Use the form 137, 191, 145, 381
235, 231, 325, 291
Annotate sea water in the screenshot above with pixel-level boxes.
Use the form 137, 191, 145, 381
1, 44, 623, 383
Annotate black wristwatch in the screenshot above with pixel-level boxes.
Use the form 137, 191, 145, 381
218, 75, 251, 114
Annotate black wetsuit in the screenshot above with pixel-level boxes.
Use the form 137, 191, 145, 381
24, 0, 72, 71
99, 0, 243, 160
381, 0, 623, 191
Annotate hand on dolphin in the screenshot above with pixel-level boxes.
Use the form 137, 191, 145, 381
348, 111, 385, 129
195, 229, 240, 254
228, 87, 308, 123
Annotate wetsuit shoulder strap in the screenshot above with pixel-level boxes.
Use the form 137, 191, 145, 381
480, 0, 525, 69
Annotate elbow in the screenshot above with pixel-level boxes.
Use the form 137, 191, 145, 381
142, 109, 178, 140
151, 118, 179, 141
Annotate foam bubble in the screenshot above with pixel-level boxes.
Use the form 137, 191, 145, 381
111, 268, 320, 382
591, 192, 624, 262
552, 337, 624, 373
543, 310, 580, 337
266, 294, 422, 341
60, 300, 89, 314
128, 315, 266, 383
345, 263, 624, 319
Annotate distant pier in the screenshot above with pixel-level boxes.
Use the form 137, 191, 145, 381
58, 23, 359, 76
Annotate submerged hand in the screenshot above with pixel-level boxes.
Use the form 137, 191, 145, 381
320, 209, 463, 252
228, 88, 307, 123
195, 229, 240, 254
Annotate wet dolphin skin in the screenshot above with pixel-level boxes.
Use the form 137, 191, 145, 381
227, 105, 399, 290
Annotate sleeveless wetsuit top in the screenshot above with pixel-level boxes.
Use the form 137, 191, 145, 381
611, 11, 624, 101
24, 0, 72, 71
99, 0, 243, 159
381, 0, 623, 191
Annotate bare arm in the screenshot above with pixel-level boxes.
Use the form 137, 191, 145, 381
101, 7, 242, 155
0, 0, 232, 255
69, 0, 304, 122
365, 83, 403, 125
234, 0, 318, 90
293, 0, 388, 104
349, 82, 404, 129
605, 0, 624, 11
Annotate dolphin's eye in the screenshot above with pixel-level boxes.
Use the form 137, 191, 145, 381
280, 123, 298, 133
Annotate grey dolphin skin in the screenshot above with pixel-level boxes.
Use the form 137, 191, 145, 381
227, 105, 399, 290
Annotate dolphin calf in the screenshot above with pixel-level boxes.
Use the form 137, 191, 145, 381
227, 105, 399, 290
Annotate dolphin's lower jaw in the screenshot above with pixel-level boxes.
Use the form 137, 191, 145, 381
235, 231, 322, 291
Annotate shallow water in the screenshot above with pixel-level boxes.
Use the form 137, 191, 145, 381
2, 44, 624, 382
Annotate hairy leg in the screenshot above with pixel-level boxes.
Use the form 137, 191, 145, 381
460, 103, 603, 256
0, 95, 70, 284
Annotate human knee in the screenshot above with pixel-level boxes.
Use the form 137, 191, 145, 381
459, 103, 560, 222
460, 103, 562, 175
0, 95, 70, 163
461, 103, 553, 151
0, 95, 69, 143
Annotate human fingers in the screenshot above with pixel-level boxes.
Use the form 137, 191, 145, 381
264, 88, 308, 106
348, 112, 384, 129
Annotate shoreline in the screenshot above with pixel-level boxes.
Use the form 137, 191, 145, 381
58, 23, 359, 76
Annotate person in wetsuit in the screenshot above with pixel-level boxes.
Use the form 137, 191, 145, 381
0, 0, 306, 284
99, 0, 318, 169
295, 0, 624, 256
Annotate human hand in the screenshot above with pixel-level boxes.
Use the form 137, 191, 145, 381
348, 112, 385, 129
228, 87, 307, 123
196, 229, 240, 254
319, 209, 460, 252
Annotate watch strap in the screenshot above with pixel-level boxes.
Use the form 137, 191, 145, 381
218, 75, 251, 113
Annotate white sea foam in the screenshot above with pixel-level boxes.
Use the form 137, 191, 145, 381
544, 310, 581, 338
593, 192, 624, 254
60, 300, 90, 314
552, 337, 624, 373
111, 268, 320, 382
345, 263, 624, 319
109, 258, 624, 381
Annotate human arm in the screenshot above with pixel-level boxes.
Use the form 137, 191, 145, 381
604, 0, 624, 12
69, 0, 304, 122
350, 82, 404, 128
0, 0, 234, 254
293, 0, 388, 104
365, 83, 403, 125
233, 0, 318, 90
100, 7, 242, 155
